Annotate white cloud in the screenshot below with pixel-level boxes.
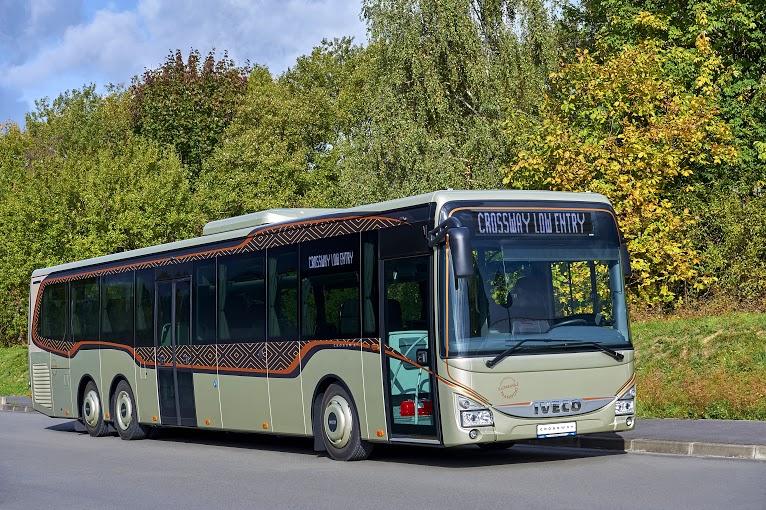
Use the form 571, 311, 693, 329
0, 0, 367, 124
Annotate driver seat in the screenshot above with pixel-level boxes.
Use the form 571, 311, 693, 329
509, 276, 551, 334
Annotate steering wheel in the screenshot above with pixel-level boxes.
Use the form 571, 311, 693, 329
550, 318, 588, 329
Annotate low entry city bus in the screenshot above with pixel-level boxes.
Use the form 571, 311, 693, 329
29, 190, 636, 460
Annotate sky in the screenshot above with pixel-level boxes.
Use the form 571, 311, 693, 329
0, 0, 367, 126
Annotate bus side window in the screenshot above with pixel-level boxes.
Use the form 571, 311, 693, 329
300, 234, 360, 340
71, 277, 100, 341
218, 252, 266, 343
268, 247, 298, 340
135, 270, 154, 348
101, 272, 134, 345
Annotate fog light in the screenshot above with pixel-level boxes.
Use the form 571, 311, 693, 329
469, 429, 479, 440
460, 409, 493, 428
626, 416, 634, 428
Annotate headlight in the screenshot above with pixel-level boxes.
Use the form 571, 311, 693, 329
615, 399, 635, 415
460, 409, 494, 427
615, 384, 636, 415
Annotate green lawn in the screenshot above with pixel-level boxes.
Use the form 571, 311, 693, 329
632, 312, 766, 420
0, 345, 29, 396
2, 313, 765, 419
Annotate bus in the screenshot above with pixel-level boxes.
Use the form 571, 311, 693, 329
28, 190, 636, 461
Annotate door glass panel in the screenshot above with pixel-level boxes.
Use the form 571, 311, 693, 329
175, 280, 191, 346
155, 281, 176, 424
384, 256, 436, 437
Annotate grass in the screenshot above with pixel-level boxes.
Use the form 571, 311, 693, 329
1, 313, 764, 419
633, 312, 766, 420
0, 344, 29, 396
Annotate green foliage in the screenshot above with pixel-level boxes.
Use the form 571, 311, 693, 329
504, 43, 737, 305
0, 87, 199, 345
693, 192, 766, 304
130, 50, 250, 173
330, 0, 559, 205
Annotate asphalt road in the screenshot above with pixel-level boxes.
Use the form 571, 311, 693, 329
1, 412, 764, 510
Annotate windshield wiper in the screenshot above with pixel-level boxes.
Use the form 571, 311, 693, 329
547, 341, 625, 362
485, 340, 543, 368
485, 340, 624, 368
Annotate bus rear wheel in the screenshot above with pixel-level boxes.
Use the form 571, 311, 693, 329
111, 380, 148, 440
81, 381, 109, 437
320, 384, 373, 461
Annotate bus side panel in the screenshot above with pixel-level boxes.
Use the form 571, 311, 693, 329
69, 350, 102, 419
300, 348, 368, 440
218, 373, 270, 433
269, 342, 307, 436
193, 372, 223, 428
99, 349, 138, 422
50, 359, 73, 418
134, 363, 159, 425
360, 345, 387, 441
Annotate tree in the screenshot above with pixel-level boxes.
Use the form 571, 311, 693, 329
504, 44, 737, 305
130, 49, 250, 175
0, 88, 199, 345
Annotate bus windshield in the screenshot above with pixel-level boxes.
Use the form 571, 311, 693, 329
445, 225, 631, 358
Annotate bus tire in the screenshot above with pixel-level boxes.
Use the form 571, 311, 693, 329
320, 384, 373, 461
81, 381, 109, 437
111, 380, 147, 440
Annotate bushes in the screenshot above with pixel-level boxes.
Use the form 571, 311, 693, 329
695, 191, 766, 305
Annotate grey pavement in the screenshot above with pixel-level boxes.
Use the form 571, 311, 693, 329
1, 411, 765, 510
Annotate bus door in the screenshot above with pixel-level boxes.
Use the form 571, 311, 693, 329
155, 278, 197, 427
382, 256, 438, 439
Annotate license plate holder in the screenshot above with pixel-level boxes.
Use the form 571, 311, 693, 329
536, 421, 576, 438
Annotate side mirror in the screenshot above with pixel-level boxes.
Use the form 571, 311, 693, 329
620, 244, 632, 278
449, 227, 474, 279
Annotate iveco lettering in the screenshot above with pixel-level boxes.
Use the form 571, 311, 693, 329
28, 190, 636, 461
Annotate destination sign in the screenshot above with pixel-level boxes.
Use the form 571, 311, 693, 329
307, 251, 354, 269
475, 210, 594, 236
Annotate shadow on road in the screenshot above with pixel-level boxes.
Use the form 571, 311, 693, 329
46, 419, 624, 468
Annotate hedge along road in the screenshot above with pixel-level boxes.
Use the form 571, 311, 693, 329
1, 412, 764, 510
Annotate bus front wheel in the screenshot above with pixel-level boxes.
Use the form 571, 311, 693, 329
320, 384, 373, 461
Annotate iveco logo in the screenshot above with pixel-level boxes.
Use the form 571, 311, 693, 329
533, 399, 582, 415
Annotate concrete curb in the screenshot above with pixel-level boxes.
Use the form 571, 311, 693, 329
0, 396, 34, 413
525, 434, 766, 461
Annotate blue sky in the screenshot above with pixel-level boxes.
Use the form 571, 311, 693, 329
0, 0, 367, 125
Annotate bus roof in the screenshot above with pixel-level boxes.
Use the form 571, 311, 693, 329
32, 189, 610, 278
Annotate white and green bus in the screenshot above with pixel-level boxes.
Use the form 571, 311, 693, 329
29, 190, 636, 460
